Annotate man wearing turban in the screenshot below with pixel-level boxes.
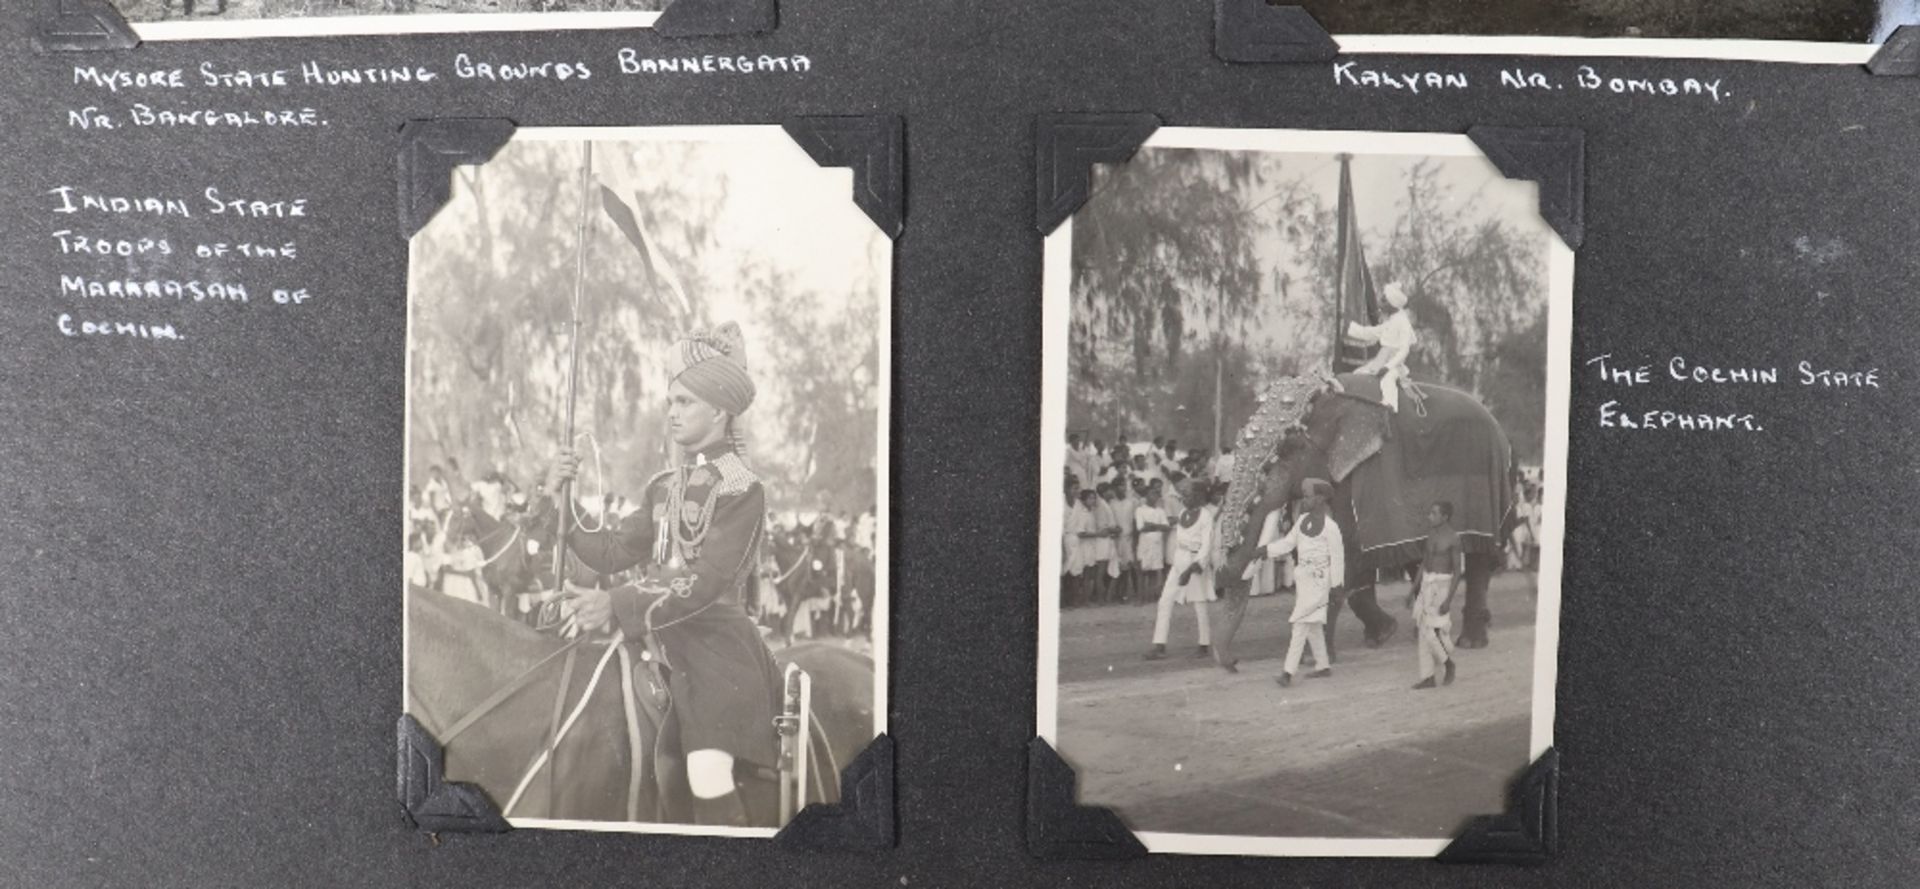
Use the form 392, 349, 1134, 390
539, 322, 784, 827
1249, 477, 1344, 687
1346, 281, 1416, 412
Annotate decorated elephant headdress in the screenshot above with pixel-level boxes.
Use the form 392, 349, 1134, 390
1215, 371, 1337, 560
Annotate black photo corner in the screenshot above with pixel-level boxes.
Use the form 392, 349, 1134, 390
1213, 1, 1338, 64
33, 0, 139, 51
1464, 126, 1586, 250
1033, 112, 1161, 235
1025, 738, 1148, 860
396, 118, 518, 239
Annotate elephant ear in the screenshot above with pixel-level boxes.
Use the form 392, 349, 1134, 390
1216, 374, 1334, 564
1324, 400, 1390, 484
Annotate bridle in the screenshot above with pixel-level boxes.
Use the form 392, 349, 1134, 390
772, 543, 815, 585
449, 506, 525, 571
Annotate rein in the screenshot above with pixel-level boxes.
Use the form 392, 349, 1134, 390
437, 635, 587, 744
503, 632, 630, 817
434, 620, 659, 824
471, 521, 523, 570
772, 544, 814, 585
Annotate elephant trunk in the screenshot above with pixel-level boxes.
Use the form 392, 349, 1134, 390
1208, 372, 1327, 672
1211, 476, 1293, 670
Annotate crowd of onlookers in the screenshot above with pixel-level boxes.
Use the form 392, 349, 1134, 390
1060, 433, 1548, 609
402, 459, 876, 645
403, 461, 520, 607
758, 509, 878, 645
1507, 478, 1544, 572
1059, 434, 1240, 608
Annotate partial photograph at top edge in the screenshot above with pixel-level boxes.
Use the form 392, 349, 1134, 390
111, 0, 664, 24
1297, 0, 1912, 43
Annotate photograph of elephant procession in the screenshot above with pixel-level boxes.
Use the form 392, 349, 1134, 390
1037, 129, 1571, 856
404, 127, 888, 835
111, 0, 664, 40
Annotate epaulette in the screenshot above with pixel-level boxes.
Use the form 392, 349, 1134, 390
711, 452, 759, 496
642, 467, 678, 492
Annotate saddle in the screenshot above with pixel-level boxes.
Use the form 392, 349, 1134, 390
1333, 371, 1426, 414
475, 580, 813, 824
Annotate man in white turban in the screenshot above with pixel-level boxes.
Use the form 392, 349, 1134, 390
1346, 282, 1416, 412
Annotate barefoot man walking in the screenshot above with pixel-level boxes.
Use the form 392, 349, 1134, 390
1410, 500, 1461, 690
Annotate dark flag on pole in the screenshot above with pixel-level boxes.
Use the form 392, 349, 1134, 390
597, 184, 693, 319
1331, 155, 1382, 373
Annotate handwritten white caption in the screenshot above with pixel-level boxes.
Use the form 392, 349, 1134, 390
1587, 353, 1881, 432
65, 52, 813, 131
47, 185, 314, 344
1333, 62, 1727, 102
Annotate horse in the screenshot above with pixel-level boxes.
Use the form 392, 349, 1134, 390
848, 547, 876, 636
405, 586, 874, 825
443, 500, 555, 621
768, 531, 822, 645
828, 545, 874, 637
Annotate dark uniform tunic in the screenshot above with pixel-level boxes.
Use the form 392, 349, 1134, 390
553, 442, 781, 772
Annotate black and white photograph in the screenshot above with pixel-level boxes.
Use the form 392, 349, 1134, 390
1309, 0, 1918, 62
111, 0, 662, 40
1036, 129, 1571, 857
404, 126, 888, 835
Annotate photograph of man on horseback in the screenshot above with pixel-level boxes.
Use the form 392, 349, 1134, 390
404, 127, 888, 835
1036, 128, 1571, 856
535, 323, 786, 827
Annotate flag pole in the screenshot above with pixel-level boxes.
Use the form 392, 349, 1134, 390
552, 140, 594, 590
1332, 153, 1353, 372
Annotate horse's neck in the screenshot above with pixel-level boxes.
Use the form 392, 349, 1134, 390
408, 588, 570, 720
469, 509, 511, 546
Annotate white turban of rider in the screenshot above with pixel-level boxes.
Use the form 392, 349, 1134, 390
668, 322, 756, 416
1383, 282, 1409, 309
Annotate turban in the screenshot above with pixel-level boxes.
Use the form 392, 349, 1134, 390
1382, 283, 1409, 309
669, 322, 756, 416
1301, 478, 1333, 498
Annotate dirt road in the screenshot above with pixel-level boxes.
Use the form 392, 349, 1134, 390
1053, 572, 1540, 839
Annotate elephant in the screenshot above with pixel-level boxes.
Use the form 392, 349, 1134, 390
1210, 371, 1515, 671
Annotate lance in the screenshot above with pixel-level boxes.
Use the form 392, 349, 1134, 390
551, 140, 594, 594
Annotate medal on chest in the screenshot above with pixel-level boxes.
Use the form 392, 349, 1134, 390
654, 465, 721, 568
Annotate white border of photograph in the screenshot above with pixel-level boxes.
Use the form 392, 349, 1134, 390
1035, 126, 1572, 859
131, 8, 659, 42
1333, 34, 1878, 64
402, 123, 891, 838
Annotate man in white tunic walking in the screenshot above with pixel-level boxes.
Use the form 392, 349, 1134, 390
1251, 478, 1343, 687
1144, 480, 1217, 660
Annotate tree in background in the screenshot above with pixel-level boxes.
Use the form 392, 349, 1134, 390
1066, 148, 1549, 466
408, 140, 713, 496
1067, 148, 1268, 449
1371, 158, 1548, 464
745, 266, 882, 514
407, 138, 883, 510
